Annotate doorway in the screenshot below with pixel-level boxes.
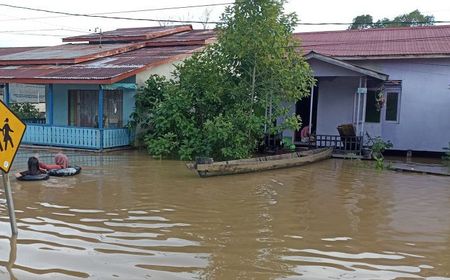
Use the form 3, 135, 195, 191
295, 84, 318, 142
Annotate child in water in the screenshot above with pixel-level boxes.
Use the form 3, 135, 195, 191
39, 152, 69, 171
15, 156, 47, 178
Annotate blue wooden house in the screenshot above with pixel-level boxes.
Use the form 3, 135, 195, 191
0, 26, 215, 150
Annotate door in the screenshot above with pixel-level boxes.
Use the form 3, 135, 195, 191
363, 89, 382, 138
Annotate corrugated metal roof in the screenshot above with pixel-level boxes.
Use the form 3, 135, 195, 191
296, 25, 450, 58
0, 45, 202, 84
145, 30, 216, 46
0, 43, 145, 65
63, 25, 192, 43
0, 47, 43, 56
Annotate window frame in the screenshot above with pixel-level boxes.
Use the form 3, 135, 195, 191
384, 88, 401, 124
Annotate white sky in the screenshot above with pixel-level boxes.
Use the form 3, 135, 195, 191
1, 0, 450, 47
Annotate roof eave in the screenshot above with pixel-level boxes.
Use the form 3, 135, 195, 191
0, 46, 205, 85
305, 51, 389, 81
334, 54, 450, 60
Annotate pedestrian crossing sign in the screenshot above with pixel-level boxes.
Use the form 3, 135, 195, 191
0, 100, 26, 173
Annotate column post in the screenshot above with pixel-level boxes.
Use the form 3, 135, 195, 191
47, 84, 54, 125
361, 77, 367, 138
356, 76, 363, 135
308, 84, 314, 135
98, 86, 104, 150
4, 83, 10, 106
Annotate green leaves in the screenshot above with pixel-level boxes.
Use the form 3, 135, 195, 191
349, 10, 435, 30
10, 102, 41, 120
130, 0, 313, 160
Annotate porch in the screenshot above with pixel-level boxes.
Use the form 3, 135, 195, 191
288, 52, 391, 156
22, 125, 131, 150
2, 81, 135, 150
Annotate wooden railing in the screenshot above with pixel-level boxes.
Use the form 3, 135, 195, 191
23, 124, 132, 150
103, 128, 132, 148
22, 118, 47, 124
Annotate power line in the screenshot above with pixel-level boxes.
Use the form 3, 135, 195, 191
0, 3, 225, 24
0, 28, 86, 34
297, 21, 450, 26
0, 2, 232, 22
1, 33, 71, 37
2, 3, 450, 26
94, 2, 233, 14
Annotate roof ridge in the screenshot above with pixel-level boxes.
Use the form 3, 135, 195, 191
295, 24, 450, 36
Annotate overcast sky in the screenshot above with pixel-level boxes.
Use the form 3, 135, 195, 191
1, 0, 450, 47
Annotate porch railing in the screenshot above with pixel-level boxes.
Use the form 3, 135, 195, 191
23, 124, 132, 150
103, 128, 132, 148
23, 118, 47, 124
315, 134, 363, 155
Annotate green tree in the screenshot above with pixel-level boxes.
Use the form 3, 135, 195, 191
349, 14, 373, 30
388, 10, 435, 27
349, 10, 434, 29
131, 0, 314, 160
9, 102, 40, 119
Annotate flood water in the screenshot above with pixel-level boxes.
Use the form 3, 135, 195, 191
1, 150, 449, 279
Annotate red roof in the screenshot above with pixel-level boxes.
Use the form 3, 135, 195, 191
63, 25, 192, 43
0, 43, 146, 65
0, 47, 43, 56
0, 26, 215, 84
296, 25, 450, 58
145, 30, 217, 47
0, 45, 203, 84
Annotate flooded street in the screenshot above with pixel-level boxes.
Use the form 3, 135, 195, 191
1, 150, 450, 279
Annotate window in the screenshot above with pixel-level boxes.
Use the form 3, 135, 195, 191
69, 90, 98, 127
103, 90, 123, 128
365, 90, 381, 123
383, 80, 402, 123
385, 91, 400, 122
68, 90, 123, 128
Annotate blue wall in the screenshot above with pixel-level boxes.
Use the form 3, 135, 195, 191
49, 78, 136, 127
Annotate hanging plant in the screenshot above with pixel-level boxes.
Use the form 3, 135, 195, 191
375, 92, 385, 112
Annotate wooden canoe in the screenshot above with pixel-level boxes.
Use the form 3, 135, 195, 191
190, 147, 333, 177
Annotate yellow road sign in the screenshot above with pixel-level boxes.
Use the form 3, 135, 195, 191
0, 100, 26, 173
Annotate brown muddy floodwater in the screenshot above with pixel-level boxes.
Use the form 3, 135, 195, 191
1, 150, 450, 279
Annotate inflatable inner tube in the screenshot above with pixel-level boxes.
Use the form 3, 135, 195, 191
17, 173, 49, 181
48, 166, 82, 177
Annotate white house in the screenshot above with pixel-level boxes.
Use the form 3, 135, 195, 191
288, 25, 450, 153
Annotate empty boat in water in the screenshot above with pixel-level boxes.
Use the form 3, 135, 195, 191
189, 147, 333, 177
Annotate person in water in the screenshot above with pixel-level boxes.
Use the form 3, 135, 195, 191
15, 156, 47, 178
39, 152, 70, 171
2, 118, 14, 151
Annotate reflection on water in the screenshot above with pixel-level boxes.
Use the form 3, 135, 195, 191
1, 149, 449, 279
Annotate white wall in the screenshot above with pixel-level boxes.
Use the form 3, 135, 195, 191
308, 59, 361, 77
353, 58, 450, 152
316, 77, 360, 135
135, 58, 184, 87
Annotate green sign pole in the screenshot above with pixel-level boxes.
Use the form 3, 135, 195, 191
2, 171, 18, 235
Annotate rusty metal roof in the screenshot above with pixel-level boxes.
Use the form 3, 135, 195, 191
0, 26, 215, 84
0, 43, 146, 65
0, 47, 43, 56
63, 25, 193, 43
0, 45, 202, 84
145, 30, 216, 46
296, 25, 450, 59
